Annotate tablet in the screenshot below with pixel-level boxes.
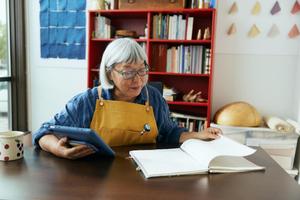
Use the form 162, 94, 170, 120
43, 124, 115, 157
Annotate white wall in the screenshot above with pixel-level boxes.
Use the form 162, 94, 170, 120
212, 54, 298, 119
26, 1, 87, 131
212, 0, 300, 121
26, 1, 300, 132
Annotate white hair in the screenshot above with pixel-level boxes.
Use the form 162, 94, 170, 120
99, 38, 148, 89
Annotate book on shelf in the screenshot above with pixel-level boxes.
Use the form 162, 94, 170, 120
129, 135, 265, 178
201, 47, 211, 74
162, 45, 210, 74
152, 14, 186, 40
170, 112, 206, 132
173, 118, 203, 131
186, 17, 194, 40
94, 14, 112, 39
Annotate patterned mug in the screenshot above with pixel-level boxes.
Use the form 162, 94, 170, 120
0, 131, 27, 161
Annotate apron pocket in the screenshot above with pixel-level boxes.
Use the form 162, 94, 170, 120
124, 130, 156, 145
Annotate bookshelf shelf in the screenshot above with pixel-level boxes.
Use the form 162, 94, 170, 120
91, 38, 113, 42
91, 38, 147, 42
149, 72, 210, 77
149, 39, 211, 44
167, 101, 208, 107
89, 8, 214, 14
87, 8, 216, 126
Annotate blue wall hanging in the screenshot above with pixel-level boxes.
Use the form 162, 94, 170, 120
40, 0, 86, 59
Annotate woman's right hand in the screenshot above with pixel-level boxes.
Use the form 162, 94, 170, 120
39, 134, 95, 159
54, 137, 95, 159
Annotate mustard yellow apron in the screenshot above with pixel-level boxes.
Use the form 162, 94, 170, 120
90, 86, 158, 147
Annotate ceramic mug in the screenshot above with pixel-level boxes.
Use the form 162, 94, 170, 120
0, 131, 28, 161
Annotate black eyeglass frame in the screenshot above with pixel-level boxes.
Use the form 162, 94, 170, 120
112, 61, 150, 80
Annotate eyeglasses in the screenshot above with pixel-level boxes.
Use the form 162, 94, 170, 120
113, 63, 149, 80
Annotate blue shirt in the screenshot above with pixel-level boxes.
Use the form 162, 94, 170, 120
32, 85, 187, 148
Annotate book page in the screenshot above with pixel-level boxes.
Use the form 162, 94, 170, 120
129, 148, 208, 178
209, 156, 265, 173
180, 135, 256, 168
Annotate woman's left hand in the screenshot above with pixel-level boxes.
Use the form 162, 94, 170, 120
198, 127, 222, 140
179, 127, 222, 143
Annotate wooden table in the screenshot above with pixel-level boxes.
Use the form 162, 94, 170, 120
0, 146, 300, 200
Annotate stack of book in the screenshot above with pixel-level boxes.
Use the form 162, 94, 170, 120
94, 14, 112, 39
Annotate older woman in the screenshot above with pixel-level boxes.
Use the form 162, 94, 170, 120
33, 38, 221, 159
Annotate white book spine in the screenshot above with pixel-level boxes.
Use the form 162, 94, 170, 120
168, 15, 172, 39
186, 17, 194, 40
182, 19, 186, 40
94, 15, 99, 38
166, 48, 171, 72
198, 46, 203, 74
173, 15, 178, 40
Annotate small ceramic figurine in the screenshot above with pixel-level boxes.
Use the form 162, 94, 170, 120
203, 27, 211, 40
183, 90, 208, 102
197, 29, 202, 40
183, 90, 201, 102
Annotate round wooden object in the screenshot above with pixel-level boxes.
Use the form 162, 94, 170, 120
214, 101, 262, 127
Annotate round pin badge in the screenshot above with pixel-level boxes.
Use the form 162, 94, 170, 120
144, 124, 151, 132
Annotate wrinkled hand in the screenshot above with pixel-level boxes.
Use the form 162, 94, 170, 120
198, 127, 222, 140
54, 137, 95, 160
179, 127, 223, 143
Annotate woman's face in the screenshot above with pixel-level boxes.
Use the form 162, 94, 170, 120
109, 60, 148, 102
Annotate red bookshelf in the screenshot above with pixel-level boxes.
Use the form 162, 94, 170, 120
87, 8, 216, 126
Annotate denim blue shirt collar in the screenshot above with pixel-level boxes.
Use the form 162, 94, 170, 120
101, 86, 148, 104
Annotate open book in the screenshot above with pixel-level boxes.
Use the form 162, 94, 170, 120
129, 135, 265, 178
